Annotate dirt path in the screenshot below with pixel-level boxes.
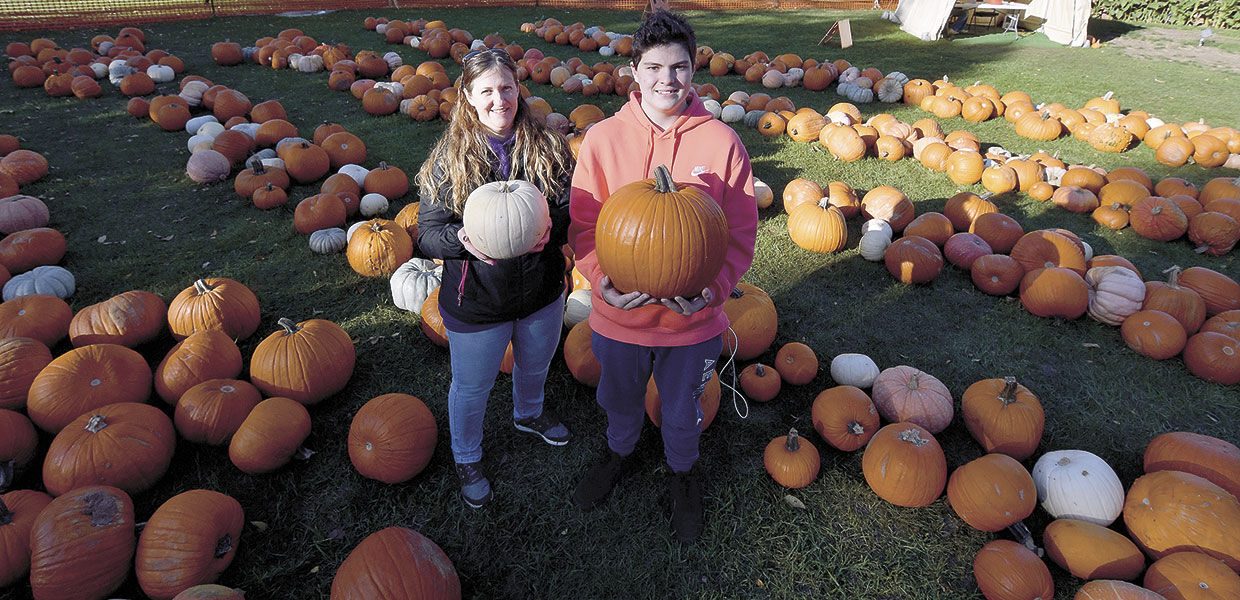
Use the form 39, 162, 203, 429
1100, 24, 1240, 73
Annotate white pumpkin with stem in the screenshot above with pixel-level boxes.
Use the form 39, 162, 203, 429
308, 227, 347, 254
830, 353, 880, 388
1031, 449, 1125, 526
359, 193, 389, 217
1085, 266, 1146, 326
390, 258, 443, 314
461, 180, 550, 260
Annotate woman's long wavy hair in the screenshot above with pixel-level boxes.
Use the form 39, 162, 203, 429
416, 49, 572, 216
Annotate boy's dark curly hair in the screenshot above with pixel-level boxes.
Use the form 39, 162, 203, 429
631, 10, 696, 65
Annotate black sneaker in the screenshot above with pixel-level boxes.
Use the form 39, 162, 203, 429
455, 462, 492, 509
514, 412, 570, 446
668, 467, 703, 543
572, 448, 632, 510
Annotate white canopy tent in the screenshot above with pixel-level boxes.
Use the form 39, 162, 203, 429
1025, 0, 1092, 47
885, 0, 1091, 45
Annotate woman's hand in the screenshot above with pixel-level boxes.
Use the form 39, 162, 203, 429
660, 287, 713, 316
599, 276, 657, 310
457, 228, 497, 266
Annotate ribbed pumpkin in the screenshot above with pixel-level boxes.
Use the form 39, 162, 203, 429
154, 329, 243, 405
1010, 229, 1087, 275
329, 526, 460, 599
947, 453, 1036, 533
167, 278, 261, 341
1021, 267, 1089, 319
811, 385, 879, 451
1121, 310, 1188, 360
174, 379, 261, 445
973, 539, 1054, 600
0, 294, 71, 347
0, 407, 37, 471
787, 200, 847, 253
249, 317, 355, 405
1144, 266, 1206, 335
782, 178, 823, 213
871, 365, 953, 433
1183, 331, 1240, 384
961, 376, 1044, 460
972, 254, 1025, 296
347, 218, 413, 277
135, 489, 244, 600
42, 402, 175, 497
1043, 518, 1145, 580
0, 488, 52, 587
0, 227, 66, 274
28, 485, 135, 600
885, 236, 944, 284
1033, 449, 1125, 526
594, 164, 728, 298
1143, 551, 1240, 600
0, 336, 52, 410
68, 290, 167, 348
461, 180, 550, 260
348, 393, 437, 484
228, 396, 311, 475
862, 422, 947, 508
27, 343, 152, 433
1130, 196, 1189, 242
1086, 265, 1147, 326
861, 186, 915, 231
1073, 580, 1166, 600
720, 283, 778, 360
1176, 267, 1239, 317
1144, 431, 1240, 500
764, 428, 820, 488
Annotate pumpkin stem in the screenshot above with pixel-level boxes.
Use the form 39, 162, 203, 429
785, 428, 801, 452
755, 364, 766, 377
84, 414, 109, 433
193, 278, 216, 296
215, 534, 234, 558
652, 164, 676, 194
1150, 205, 1162, 216
0, 496, 11, 525
847, 420, 865, 435
729, 287, 744, 299
997, 376, 1020, 406
277, 317, 301, 336
897, 428, 930, 447
904, 373, 920, 390
369, 220, 385, 232
247, 157, 266, 174
1006, 521, 1042, 557
378, 161, 389, 170
1102, 91, 1114, 101
1162, 265, 1181, 287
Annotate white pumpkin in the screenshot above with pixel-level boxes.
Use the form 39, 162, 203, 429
462, 180, 550, 260
89, 61, 108, 79
184, 114, 218, 134
720, 104, 745, 123
186, 150, 231, 183
359, 193, 389, 217
598, 46, 615, 57
702, 98, 722, 119
826, 110, 855, 126
187, 134, 215, 153
375, 23, 387, 34
615, 65, 634, 79
180, 80, 210, 107
229, 122, 261, 140
3, 265, 75, 301
407, 36, 421, 49
259, 157, 285, 170
753, 178, 774, 208
838, 66, 861, 84
308, 227, 347, 254
1044, 165, 1067, 186
830, 353, 880, 388
858, 230, 891, 262
1086, 266, 1144, 326
1081, 240, 1093, 261
563, 288, 592, 328
383, 51, 403, 70
146, 64, 175, 83
97, 41, 114, 55
296, 54, 324, 73
761, 69, 784, 89
727, 90, 750, 105
346, 221, 365, 242
339, 164, 370, 187
861, 218, 893, 239
782, 68, 803, 88
107, 62, 136, 85
374, 81, 404, 97
1031, 449, 1125, 526
1145, 116, 1166, 129
743, 110, 765, 128
391, 258, 443, 314
196, 121, 225, 138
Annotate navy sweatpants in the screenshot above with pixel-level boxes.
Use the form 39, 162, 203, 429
590, 332, 722, 473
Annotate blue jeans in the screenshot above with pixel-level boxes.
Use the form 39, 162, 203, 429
444, 296, 564, 464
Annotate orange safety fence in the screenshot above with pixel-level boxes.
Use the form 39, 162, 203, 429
0, 0, 896, 32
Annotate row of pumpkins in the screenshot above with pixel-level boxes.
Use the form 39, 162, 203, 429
0, 139, 73, 303
904, 80, 1240, 170
770, 168, 1240, 384
7, 28, 192, 99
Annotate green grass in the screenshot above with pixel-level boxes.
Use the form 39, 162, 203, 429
2, 8, 1238, 600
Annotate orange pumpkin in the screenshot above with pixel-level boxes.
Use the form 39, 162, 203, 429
885, 236, 944, 284
1182, 331, 1240, 384
29, 486, 135, 600
346, 218, 413, 277
644, 371, 721, 430
1123, 470, 1240, 570
810, 385, 879, 451
973, 540, 1054, 600
42, 402, 175, 497
764, 428, 820, 489
67, 289, 166, 348
1144, 266, 1207, 335
862, 422, 946, 508
960, 376, 1044, 460
1044, 518, 1145, 580
947, 453, 1036, 532
1143, 551, 1240, 600
1073, 580, 1166, 600
1143, 431, 1240, 510
174, 379, 262, 445
167, 278, 261, 341
348, 393, 438, 484
0, 336, 52, 410
228, 396, 312, 475
721, 283, 778, 360
330, 527, 460, 598
135, 490, 244, 600
971, 254, 1025, 296
249, 318, 355, 405
1020, 267, 1089, 320
0, 488, 52, 587
27, 343, 152, 433
153, 329, 243, 405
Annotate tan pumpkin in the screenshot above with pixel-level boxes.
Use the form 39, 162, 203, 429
1043, 518, 1145, 580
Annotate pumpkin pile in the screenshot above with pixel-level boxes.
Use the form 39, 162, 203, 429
0, 141, 72, 303
7, 27, 186, 99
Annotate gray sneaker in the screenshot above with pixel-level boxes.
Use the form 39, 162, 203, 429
514, 412, 570, 446
455, 462, 492, 509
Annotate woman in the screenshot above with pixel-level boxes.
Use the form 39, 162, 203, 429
568, 10, 757, 543
416, 47, 575, 509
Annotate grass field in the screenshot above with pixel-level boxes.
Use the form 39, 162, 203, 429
1, 7, 1238, 600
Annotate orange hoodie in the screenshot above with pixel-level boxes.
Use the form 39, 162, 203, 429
569, 91, 758, 347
